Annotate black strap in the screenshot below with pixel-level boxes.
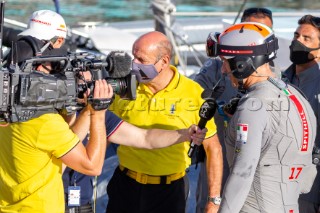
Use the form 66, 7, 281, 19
18, 36, 42, 56
89, 98, 113, 111
67, 204, 93, 213
160, 176, 167, 184
68, 169, 75, 186
122, 167, 129, 174
217, 37, 278, 57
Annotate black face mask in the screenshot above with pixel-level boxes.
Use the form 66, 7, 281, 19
290, 39, 320, 65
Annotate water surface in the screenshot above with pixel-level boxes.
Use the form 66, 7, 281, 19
4, 0, 320, 26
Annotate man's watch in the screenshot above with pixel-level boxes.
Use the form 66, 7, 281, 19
207, 196, 222, 205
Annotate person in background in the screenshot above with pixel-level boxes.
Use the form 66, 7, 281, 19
216, 22, 316, 213
107, 31, 223, 213
193, 7, 274, 213
282, 14, 320, 213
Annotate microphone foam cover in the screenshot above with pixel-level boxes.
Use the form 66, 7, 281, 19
107, 51, 132, 78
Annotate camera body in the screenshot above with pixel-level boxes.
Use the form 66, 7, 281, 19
0, 68, 78, 122
0, 51, 136, 122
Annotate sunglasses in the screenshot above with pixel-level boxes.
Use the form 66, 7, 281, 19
205, 29, 278, 59
241, 7, 273, 22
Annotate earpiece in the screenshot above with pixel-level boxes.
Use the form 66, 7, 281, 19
230, 56, 255, 79
230, 55, 269, 79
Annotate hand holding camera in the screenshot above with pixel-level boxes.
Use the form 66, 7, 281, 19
88, 80, 114, 111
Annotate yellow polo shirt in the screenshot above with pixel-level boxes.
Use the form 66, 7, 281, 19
111, 65, 216, 175
0, 113, 79, 212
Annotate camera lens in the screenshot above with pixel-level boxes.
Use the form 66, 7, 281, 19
106, 78, 126, 97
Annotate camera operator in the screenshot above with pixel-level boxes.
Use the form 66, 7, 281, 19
4, 10, 67, 69
0, 9, 116, 212
0, 38, 113, 213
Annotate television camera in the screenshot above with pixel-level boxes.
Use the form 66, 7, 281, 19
0, 51, 136, 123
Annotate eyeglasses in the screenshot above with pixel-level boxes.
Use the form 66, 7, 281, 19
241, 7, 273, 22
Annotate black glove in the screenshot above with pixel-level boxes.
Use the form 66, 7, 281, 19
223, 95, 241, 115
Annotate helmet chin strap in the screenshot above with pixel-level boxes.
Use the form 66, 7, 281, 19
230, 69, 247, 93
237, 79, 246, 94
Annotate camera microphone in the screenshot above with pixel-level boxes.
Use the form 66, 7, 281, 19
106, 51, 132, 78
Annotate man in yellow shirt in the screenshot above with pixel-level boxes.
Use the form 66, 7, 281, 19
107, 31, 223, 213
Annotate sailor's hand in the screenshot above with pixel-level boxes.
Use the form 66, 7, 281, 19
188, 124, 207, 145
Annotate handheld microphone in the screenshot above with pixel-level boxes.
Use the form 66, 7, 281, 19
188, 98, 217, 158
188, 73, 224, 158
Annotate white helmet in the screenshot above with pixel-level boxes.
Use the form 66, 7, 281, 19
207, 22, 278, 79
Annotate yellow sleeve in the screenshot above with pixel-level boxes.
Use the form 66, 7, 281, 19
36, 114, 79, 158
204, 117, 217, 139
